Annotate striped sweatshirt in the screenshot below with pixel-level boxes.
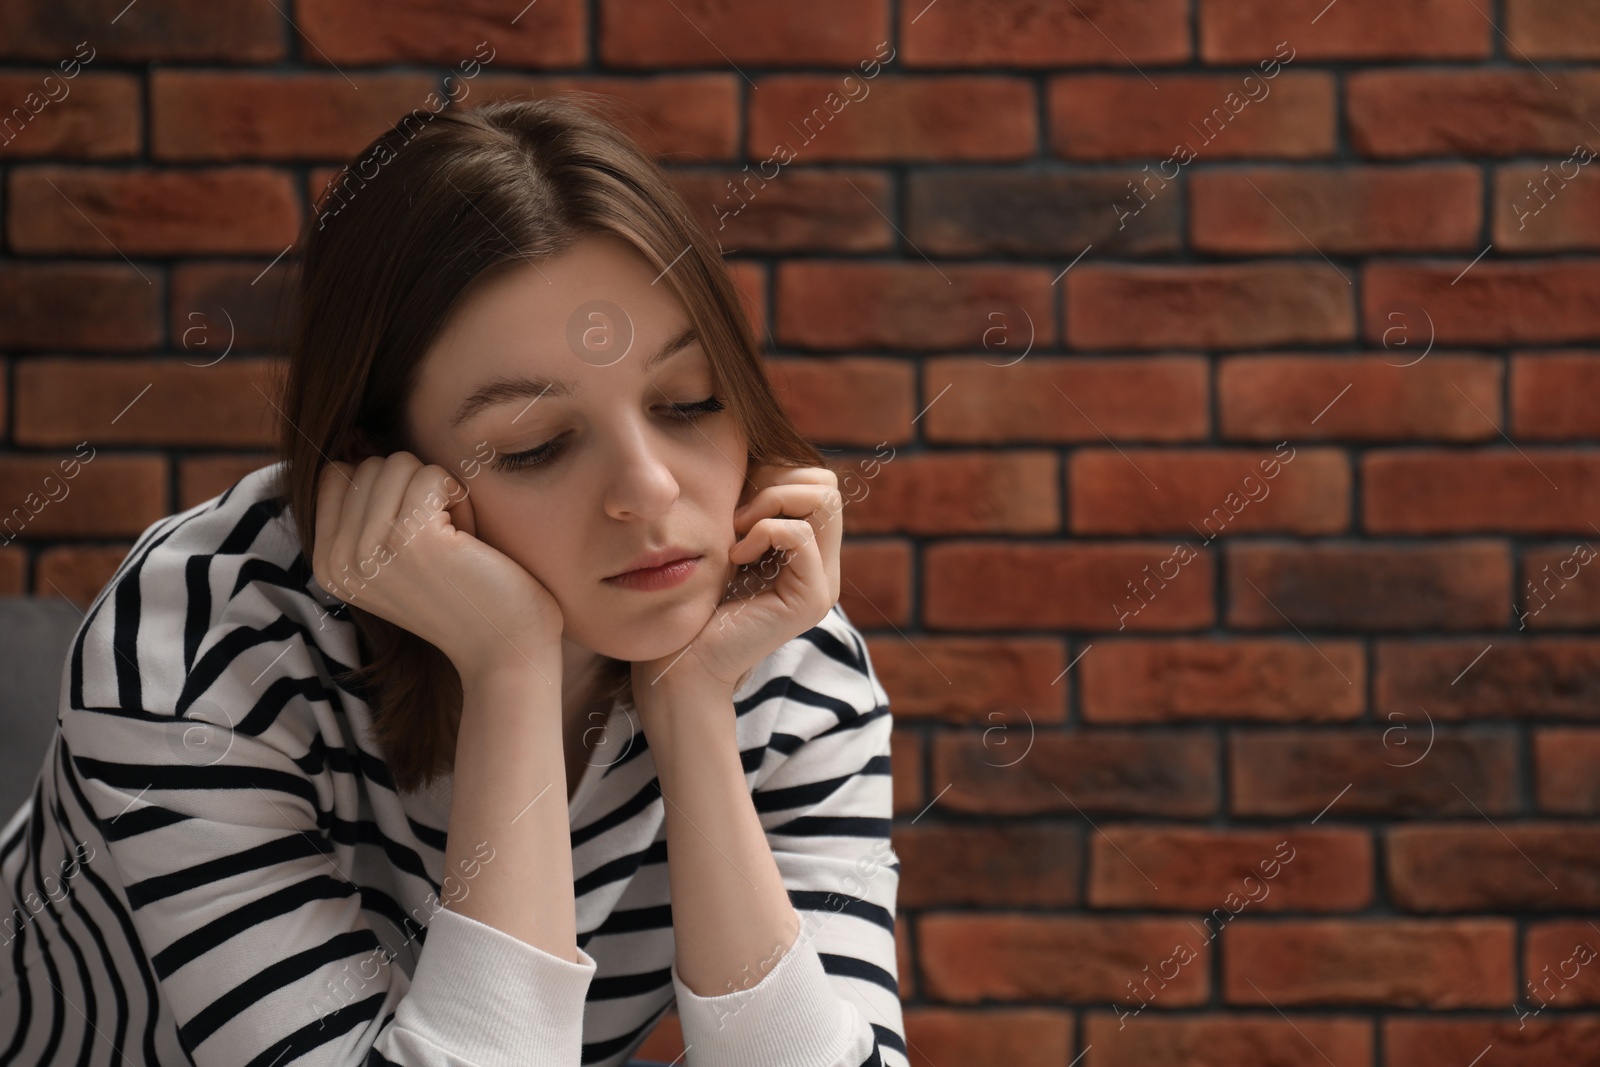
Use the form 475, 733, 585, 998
0, 459, 907, 1067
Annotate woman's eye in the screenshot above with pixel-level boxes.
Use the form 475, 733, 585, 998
489, 396, 724, 475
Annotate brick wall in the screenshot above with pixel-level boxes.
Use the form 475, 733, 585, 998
4, 2, 1600, 1064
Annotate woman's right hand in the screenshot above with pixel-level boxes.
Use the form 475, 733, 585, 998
312, 452, 563, 680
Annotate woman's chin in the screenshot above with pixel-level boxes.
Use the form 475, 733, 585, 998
580, 595, 721, 664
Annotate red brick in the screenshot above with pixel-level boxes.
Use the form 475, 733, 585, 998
1068, 264, 1353, 349
891, 726, 921, 818
1227, 541, 1512, 630
1230, 728, 1520, 817
15, 358, 279, 447
776, 262, 1056, 351
34, 546, 131, 608
1386, 1017, 1600, 1065
905, 0, 1188, 67
599, 0, 889, 67
1080, 638, 1365, 723
869, 637, 1067, 724
1192, 165, 1481, 253
905, 1009, 1073, 1067
1070, 446, 1348, 536
1048, 73, 1336, 161
0, 1, 283, 62
1087, 827, 1371, 911
478, 76, 740, 163
896, 824, 1081, 908
1534, 727, 1600, 813
150, 72, 439, 162
1518, 541, 1600, 629
919, 915, 1210, 1004
0, 454, 166, 540
298, 0, 584, 66
1218, 353, 1502, 441
9, 166, 299, 256
1200, 0, 1488, 60
169, 262, 296, 354
0, 73, 140, 159
673, 169, 892, 253
748, 76, 1035, 163
1388, 824, 1600, 911
1378, 638, 1600, 720
923, 542, 1215, 631
1511, 352, 1600, 438
1365, 451, 1600, 534
1507, 0, 1600, 59
177, 455, 279, 511
1348, 71, 1600, 157
931, 730, 1218, 818
0, 549, 24, 596
924, 356, 1208, 444
839, 539, 911, 629
907, 169, 1184, 257
845, 451, 1058, 534
1365, 260, 1600, 345
1084, 1012, 1373, 1067
1224, 919, 1514, 1006
766, 357, 911, 446
1495, 160, 1600, 250
0, 264, 161, 351
1523, 922, 1600, 1007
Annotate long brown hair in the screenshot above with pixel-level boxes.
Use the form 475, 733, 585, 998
265, 93, 826, 794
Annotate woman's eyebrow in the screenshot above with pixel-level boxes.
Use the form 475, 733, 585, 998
448, 322, 699, 429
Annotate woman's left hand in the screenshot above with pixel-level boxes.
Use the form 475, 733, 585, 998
632, 463, 844, 716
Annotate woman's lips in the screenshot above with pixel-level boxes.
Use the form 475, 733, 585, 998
604, 555, 701, 591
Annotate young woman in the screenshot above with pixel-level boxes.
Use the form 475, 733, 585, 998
0, 95, 905, 1066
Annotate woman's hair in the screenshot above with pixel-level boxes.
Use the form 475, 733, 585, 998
265, 93, 827, 794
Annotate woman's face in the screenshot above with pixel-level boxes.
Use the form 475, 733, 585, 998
402, 232, 750, 663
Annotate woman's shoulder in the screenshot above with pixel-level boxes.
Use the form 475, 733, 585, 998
65, 459, 357, 720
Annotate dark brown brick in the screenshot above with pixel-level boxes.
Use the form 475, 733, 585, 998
923, 542, 1216, 631
1084, 1011, 1373, 1067
1230, 728, 1520, 817
896, 823, 1081, 908
0, 264, 161, 351
1226, 541, 1512, 630
672, 169, 891, 253
1377, 638, 1600, 720
932, 730, 1219, 818
906, 170, 1183, 257
1533, 727, 1600, 813
1388, 824, 1600, 911
1365, 451, 1600, 534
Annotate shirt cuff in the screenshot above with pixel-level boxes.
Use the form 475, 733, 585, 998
394, 903, 598, 1067
671, 933, 854, 1067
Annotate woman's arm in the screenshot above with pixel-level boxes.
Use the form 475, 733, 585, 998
444, 656, 580, 962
